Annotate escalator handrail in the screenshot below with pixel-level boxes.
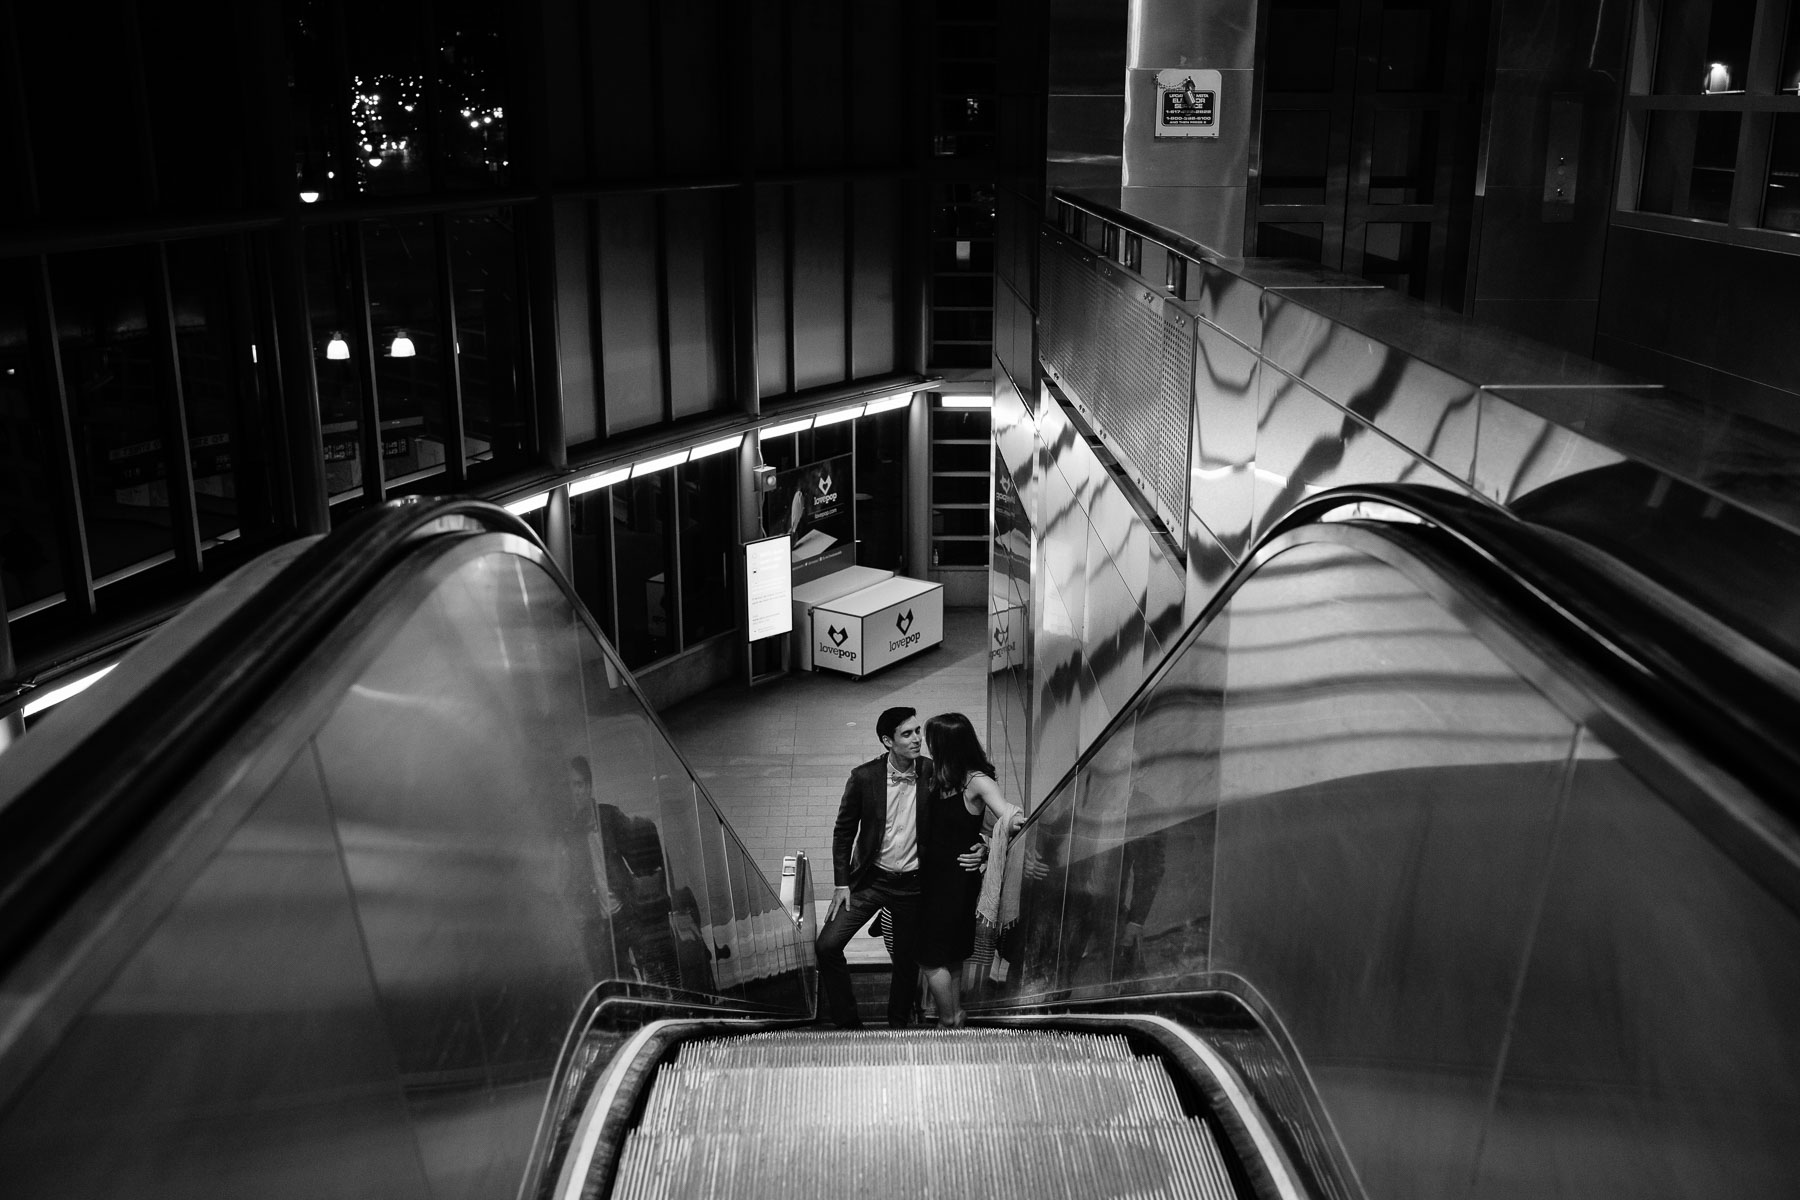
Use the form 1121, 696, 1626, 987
0, 497, 547, 974
1014, 483, 1800, 851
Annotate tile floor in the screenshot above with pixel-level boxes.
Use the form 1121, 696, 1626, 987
662, 608, 989, 950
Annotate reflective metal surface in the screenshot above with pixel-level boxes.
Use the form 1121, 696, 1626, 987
1261, 291, 1481, 483
1253, 367, 1470, 539
976, 520, 1800, 1199
0, 533, 810, 1198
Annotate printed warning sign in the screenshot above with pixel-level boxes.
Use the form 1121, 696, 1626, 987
1155, 69, 1221, 140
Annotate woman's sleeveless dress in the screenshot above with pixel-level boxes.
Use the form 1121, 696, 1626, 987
915, 772, 988, 968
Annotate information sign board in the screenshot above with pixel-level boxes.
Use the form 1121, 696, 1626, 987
745, 534, 793, 641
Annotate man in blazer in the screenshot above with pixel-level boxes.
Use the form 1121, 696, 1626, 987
817, 706, 987, 1027
815, 706, 930, 1027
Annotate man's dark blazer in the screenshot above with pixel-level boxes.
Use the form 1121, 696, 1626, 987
832, 754, 935, 893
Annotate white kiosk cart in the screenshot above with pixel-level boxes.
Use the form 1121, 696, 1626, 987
789, 565, 894, 671
810, 576, 944, 677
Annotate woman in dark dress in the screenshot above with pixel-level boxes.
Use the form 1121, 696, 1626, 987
919, 712, 1025, 1026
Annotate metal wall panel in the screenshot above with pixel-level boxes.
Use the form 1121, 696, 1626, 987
1252, 366, 1472, 539
1191, 319, 1259, 560
664, 192, 728, 421
754, 185, 789, 399
790, 182, 846, 390
850, 180, 898, 377
598, 196, 665, 434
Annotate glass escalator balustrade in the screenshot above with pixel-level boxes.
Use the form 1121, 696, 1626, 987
0, 530, 812, 1200
972, 527, 1800, 1200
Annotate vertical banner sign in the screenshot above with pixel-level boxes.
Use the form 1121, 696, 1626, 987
744, 534, 793, 641
1155, 69, 1221, 139
763, 452, 854, 585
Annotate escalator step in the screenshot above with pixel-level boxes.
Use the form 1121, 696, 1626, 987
638, 1060, 1185, 1129
612, 1121, 1234, 1200
677, 1027, 1135, 1067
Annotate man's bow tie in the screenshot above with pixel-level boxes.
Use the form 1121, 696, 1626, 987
888, 768, 916, 785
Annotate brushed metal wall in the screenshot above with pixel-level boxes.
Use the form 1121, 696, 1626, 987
998, 198, 1800, 821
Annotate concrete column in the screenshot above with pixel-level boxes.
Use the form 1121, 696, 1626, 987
1120, 0, 1260, 254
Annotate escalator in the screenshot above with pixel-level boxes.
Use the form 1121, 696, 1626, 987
0, 489, 1795, 1199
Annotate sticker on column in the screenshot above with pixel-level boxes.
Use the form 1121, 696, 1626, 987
1155, 69, 1220, 139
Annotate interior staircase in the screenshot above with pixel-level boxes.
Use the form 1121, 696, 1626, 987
609, 1027, 1240, 1199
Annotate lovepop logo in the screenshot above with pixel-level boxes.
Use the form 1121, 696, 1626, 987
814, 471, 838, 505
991, 620, 1016, 661
889, 609, 922, 653
820, 622, 857, 661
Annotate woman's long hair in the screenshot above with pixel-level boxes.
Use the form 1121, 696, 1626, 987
925, 712, 996, 797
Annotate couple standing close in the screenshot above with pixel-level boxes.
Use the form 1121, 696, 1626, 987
816, 706, 1025, 1028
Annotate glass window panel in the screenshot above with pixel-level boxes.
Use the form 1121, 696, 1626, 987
141, 2, 252, 212
613, 470, 675, 668
167, 239, 270, 549
15, 6, 143, 218
678, 455, 735, 646
305, 226, 367, 504
1762, 113, 1800, 230
855, 406, 906, 571
1639, 109, 1740, 222
1376, 0, 1441, 92
1265, 0, 1341, 93
934, 442, 989, 473
932, 409, 990, 440
1653, 0, 1757, 95
1362, 221, 1433, 297
51, 250, 171, 583
934, 475, 988, 505
569, 487, 617, 644
1369, 109, 1438, 204
345, 0, 431, 196
450, 207, 530, 478
1784, 0, 1800, 93
1260, 110, 1332, 205
0, 262, 63, 611
1258, 222, 1325, 261
287, 0, 344, 201
363, 216, 447, 493
436, 0, 512, 189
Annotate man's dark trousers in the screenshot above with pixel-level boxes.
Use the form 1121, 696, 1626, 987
815, 868, 920, 1027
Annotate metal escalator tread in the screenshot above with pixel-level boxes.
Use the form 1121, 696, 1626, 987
610, 1029, 1236, 1200
678, 1027, 1137, 1067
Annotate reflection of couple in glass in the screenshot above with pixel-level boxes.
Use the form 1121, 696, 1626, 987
567, 754, 702, 990
816, 707, 1026, 1028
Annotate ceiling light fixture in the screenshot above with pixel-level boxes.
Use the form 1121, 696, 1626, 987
760, 416, 815, 439
631, 449, 691, 477
325, 333, 350, 360
569, 466, 630, 496
860, 391, 916, 415
389, 330, 416, 358
688, 433, 746, 459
